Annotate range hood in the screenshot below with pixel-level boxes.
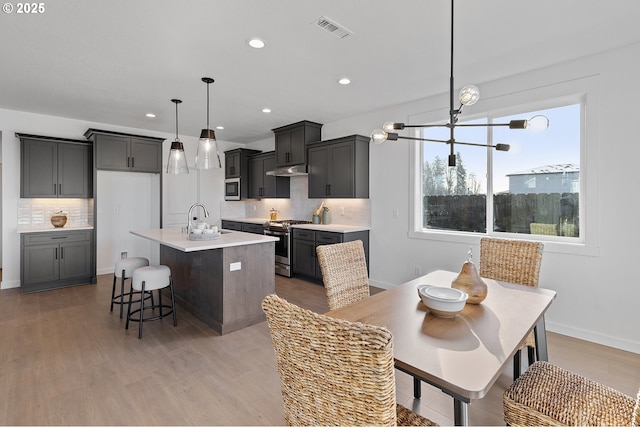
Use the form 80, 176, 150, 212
266, 164, 308, 176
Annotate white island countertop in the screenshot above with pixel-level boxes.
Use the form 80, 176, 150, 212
131, 228, 277, 253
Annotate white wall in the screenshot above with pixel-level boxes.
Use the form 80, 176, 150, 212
311, 42, 640, 354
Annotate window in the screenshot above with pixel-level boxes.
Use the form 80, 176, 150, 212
419, 103, 581, 239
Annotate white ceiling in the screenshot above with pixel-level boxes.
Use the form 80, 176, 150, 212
2, 0, 640, 144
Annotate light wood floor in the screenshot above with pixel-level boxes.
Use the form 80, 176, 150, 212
1, 274, 639, 425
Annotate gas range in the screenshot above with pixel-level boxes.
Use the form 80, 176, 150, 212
263, 219, 312, 278
263, 219, 312, 232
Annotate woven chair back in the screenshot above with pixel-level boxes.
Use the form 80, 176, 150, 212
262, 294, 397, 426
479, 237, 544, 287
316, 240, 370, 310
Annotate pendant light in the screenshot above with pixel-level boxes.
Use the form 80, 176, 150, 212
166, 99, 189, 174
370, 0, 549, 167
195, 77, 222, 170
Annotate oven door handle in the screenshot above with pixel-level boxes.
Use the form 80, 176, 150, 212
265, 230, 288, 236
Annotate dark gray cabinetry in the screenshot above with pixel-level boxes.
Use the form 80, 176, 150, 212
241, 223, 265, 234
19, 134, 92, 198
221, 220, 242, 231
224, 148, 261, 198
21, 230, 94, 293
272, 120, 323, 167
248, 151, 290, 199
84, 129, 164, 173
307, 134, 369, 199
221, 220, 265, 234
292, 228, 369, 280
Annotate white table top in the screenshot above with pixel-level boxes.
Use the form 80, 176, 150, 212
327, 270, 556, 401
131, 228, 277, 252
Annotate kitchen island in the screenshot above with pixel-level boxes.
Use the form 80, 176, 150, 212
131, 228, 277, 335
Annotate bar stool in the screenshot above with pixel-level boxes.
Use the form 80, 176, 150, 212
125, 265, 177, 339
110, 257, 152, 318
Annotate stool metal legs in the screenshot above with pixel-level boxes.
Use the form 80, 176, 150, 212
111, 269, 153, 319
125, 277, 177, 339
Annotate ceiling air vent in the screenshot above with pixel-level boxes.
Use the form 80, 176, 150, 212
313, 16, 353, 39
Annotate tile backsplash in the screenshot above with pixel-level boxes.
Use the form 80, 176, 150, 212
220, 176, 370, 226
18, 198, 94, 227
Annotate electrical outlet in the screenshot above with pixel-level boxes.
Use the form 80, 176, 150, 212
121, 251, 127, 259
415, 266, 422, 276
393, 208, 400, 218
230, 262, 242, 271
340, 206, 345, 216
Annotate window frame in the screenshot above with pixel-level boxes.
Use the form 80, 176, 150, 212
408, 76, 600, 256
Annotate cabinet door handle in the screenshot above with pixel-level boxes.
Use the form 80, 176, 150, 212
60, 247, 64, 259
51, 236, 67, 240
131, 157, 135, 168
53, 183, 57, 195
59, 184, 62, 195
55, 248, 58, 260
326, 184, 331, 196
127, 157, 130, 167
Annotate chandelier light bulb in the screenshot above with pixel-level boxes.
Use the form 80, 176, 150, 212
370, 129, 388, 144
382, 121, 396, 132
459, 85, 480, 106
526, 115, 550, 132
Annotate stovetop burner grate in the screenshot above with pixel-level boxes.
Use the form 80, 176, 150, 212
264, 219, 312, 231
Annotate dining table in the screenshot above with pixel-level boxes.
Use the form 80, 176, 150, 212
325, 269, 557, 426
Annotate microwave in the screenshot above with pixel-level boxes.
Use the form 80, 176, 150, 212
224, 178, 241, 200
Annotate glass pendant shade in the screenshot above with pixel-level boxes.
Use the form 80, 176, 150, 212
167, 141, 189, 174
195, 128, 222, 169
166, 98, 189, 174
370, 129, 388, 144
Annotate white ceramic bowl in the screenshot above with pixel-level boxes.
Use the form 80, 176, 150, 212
417, 285, 468, 318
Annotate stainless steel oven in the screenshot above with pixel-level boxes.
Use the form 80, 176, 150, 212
224, 178, 240, 200
263, 220, 312, 277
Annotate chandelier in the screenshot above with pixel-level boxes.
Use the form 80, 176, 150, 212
370, 0, 549, 167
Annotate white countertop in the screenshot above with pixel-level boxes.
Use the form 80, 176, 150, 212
222, 217, 370, 233
131, 228, 278, 252
291, 224, 370, 233
17, 224, 94, 233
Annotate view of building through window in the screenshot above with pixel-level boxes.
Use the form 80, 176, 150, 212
421, 103, 580, 238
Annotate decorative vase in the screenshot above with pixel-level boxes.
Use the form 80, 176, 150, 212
451, 247, 487, 304
51, 211, 68, 228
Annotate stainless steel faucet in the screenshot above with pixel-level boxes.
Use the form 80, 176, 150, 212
187, 203, 210, 234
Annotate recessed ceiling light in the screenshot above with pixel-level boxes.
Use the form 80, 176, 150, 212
145, 113, 156, 118
248, 38, 266, 49
262, 108, 272, 113
216, 126, 224, 130
338, 77, 351, 85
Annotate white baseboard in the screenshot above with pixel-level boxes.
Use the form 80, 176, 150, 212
546, 321, 640, 355
1, 280, 20, 290
97, 267, 115, 276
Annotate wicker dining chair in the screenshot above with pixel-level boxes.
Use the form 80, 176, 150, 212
262, 294, 437, 426
316, 240, 370, 311
503, 361, 640, 426
479, 237, 544, 379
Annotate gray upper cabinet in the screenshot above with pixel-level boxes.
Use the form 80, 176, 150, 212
248, 151, 290, 199
272, 120, 323, 167
84, 129, 164, 173
18, 134, 92, 198
307, 134, 369, 199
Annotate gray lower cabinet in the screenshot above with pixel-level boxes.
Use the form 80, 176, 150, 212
307, 134, 369, 199
292, 228, 370, 280
221, 220, 243, 231
84, 129, 164, 173
19, 134, 92, 198
21, 230, 94, 293
221, 220, 265, 234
